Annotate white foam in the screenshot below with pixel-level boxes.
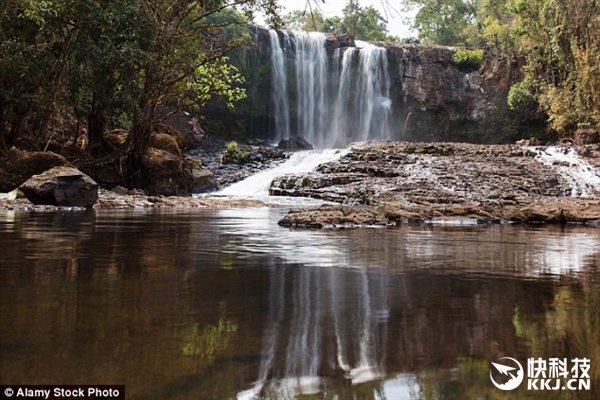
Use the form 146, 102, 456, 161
534, 146, 600, 196
216, 149, 349, 197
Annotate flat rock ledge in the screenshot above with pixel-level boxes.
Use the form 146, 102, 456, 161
0, 188, 267, 211
278, 204, 388, 228
275, 141, 600, 227
279, 199, 600, 227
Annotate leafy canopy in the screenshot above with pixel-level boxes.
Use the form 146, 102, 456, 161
283, 0, 399, 42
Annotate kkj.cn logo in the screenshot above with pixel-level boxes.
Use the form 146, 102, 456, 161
490, 357, 591, 391
490, 357, 524, 390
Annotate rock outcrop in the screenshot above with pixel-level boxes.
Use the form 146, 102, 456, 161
383, 44, 534, 143
211, 28, 544, 144
271, 141, 600, 225
20, 166, 98, 207
278, 204, 387, 228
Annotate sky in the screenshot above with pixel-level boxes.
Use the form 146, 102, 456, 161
277, 0, 416, 38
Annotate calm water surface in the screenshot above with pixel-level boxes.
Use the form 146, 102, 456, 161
0, 208, 599, 399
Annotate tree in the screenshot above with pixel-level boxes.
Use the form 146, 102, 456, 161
342, 1, 390, 41
282, 0, 395, 42
283, 9, 344, 33
1, 0, 282, 188
400, 0, 476, 45
508, 0, 600, 135
462, 0, 518, 52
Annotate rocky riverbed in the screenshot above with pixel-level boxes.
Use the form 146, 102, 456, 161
2, 141, 600, 226
188, 135, 289, 188
273, 141, 600, 226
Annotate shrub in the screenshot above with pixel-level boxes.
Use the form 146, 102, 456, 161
452, 49, 485, 70
221, 140, 249, 164
508, 78, 537, 111
226, 140, 239, 154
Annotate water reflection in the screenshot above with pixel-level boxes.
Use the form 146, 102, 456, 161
239, 266, 389, 399
0, 209, 598, 399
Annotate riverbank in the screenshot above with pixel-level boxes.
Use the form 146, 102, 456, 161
0, 188, 269, 210
2, 141, 600, 226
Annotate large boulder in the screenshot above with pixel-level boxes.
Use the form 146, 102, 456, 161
277, 136, 314, 150
190, 167, 216, 193
0, 148, 73, 192
20, 166, 98, 207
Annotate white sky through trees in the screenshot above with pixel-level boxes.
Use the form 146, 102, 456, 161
278, 0, 415, 38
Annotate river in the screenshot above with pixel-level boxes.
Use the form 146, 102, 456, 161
0, 208, 598, 399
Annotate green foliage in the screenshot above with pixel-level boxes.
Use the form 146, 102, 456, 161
226, 140, 240, 153
452, 49, 485, 70
508, 0, 600, 135
346, 3, 390, 41
401, 0, 476, 45
221, 140, 249, 164
282, 1, 396, 42
507, 78, 536, 111
0, 0, 281, 155
192, 56, 247, 111
283, 10, 339, 33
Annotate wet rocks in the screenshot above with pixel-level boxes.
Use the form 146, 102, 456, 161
278, 204, 388, 228
0, 187, 268, 210
272, 141, 600, 226
20, 166, 98, 207
277, 136, 314, 150
190, 136, 289, 188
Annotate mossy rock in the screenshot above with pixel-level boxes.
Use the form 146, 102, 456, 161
149, 133, 182, 157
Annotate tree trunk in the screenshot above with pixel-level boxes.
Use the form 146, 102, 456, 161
87, 101, 108, 156
122, 111, 153, 189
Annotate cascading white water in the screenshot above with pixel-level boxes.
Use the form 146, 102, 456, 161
534, 146, 600, 197
269, 30, 392, 148
269, 30, 291, 141
294, 32, 328, 147
217, 149, 348, 197
333, 42, 392, 146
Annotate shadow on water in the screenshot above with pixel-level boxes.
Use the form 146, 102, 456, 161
0, 208, 598, 399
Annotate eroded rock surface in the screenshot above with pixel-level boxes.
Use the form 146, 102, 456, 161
273, 141, 600, 226
278, 204, 387, 228
20, 166, 98, 207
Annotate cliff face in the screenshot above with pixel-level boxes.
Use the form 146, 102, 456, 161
383, 43, 533, 143
211, 28, 544, 145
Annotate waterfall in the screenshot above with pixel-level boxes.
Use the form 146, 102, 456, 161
269, 30, 291, 141
217, 149, 348, 197
534, 146, 600, 197
294, 32, 328, 147
269, 30, 392, 148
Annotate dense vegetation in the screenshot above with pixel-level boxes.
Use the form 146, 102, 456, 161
0, 0, 280, 188
1, 0, 598, 186
402, 0, 600, 136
